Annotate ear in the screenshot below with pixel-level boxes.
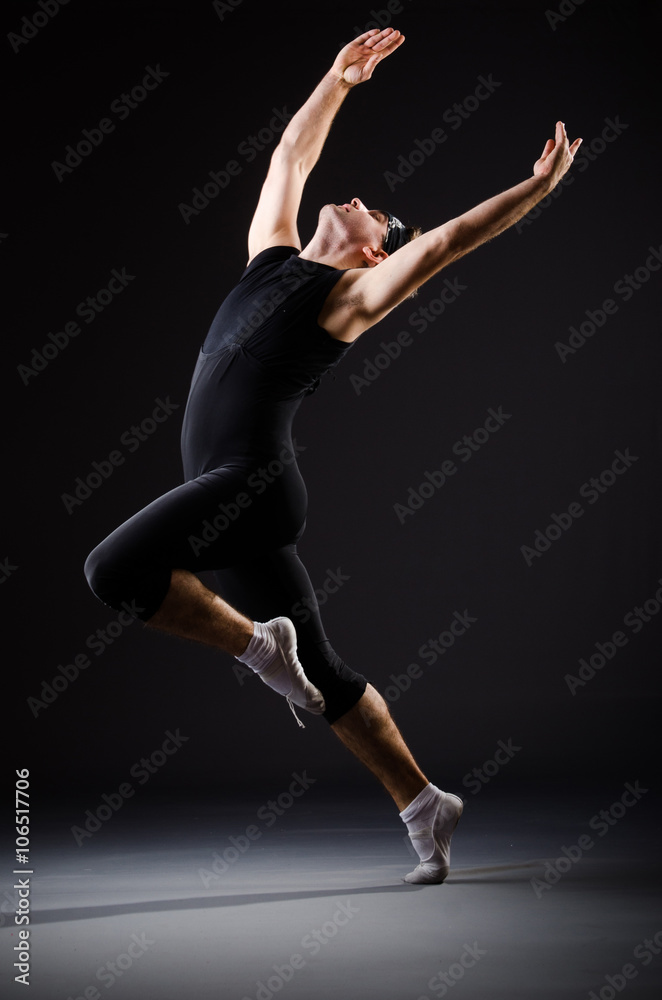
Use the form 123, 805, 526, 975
361, 245, 389, 268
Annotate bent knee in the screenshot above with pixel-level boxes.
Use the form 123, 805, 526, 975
84, 541, 106, 596
84, 538, 128, 609
297, 639, 368, 725
83, 538, 166, 621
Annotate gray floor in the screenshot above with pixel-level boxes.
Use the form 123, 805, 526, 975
3, 788, 661, 999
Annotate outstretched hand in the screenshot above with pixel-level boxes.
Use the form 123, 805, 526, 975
331, 26, 405, 86
533, 121, 583, 185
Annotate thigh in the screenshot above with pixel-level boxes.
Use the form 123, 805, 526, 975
85, 469, 287, 620
92, 468, 303, 576
91, 471, 252, 577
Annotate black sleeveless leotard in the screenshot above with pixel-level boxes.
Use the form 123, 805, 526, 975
84, 247, 368, 722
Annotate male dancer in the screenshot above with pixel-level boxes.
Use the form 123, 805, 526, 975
85, 27, 581, 884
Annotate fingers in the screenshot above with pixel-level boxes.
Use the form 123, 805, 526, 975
555, 121, 583, 158
360, 42, 402, 82
383, 31, 406, 54
371, 28, 404, 51
540, 138, 555, 160
358, 26, 404, 50
352, 28, 382, 44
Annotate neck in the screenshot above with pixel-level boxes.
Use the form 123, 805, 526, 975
299, 234, 361, 270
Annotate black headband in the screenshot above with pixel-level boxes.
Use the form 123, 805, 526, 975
384, 212, 408, 255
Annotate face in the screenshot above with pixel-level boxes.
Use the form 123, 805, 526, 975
320, 197, 389, 260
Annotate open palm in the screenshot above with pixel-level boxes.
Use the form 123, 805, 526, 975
332, 27, 405, 86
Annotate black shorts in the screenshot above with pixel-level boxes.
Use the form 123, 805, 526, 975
84, 466, 367, 724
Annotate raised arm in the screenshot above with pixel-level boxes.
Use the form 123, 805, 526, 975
330, 121, 582, 339
247, 27, 405, 264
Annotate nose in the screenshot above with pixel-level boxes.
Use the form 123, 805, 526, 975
350, 198, 367, 212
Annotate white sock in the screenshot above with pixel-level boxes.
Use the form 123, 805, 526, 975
399, 783, 443, 859
236, 621, 293, 697
236, 621, 272, 669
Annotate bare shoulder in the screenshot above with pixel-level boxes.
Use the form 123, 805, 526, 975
318, 228, 455, 343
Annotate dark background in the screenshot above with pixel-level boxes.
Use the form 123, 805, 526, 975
5, 0, 661, 803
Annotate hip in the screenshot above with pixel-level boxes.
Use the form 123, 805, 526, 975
194, 459, 308, 537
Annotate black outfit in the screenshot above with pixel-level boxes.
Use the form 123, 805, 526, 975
84, 247, 368, 723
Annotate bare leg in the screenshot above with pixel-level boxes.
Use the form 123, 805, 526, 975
145, 568, 253, 656
331, 684, 428, 811
147, 572, 426, 810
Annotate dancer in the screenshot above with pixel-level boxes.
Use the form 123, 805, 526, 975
85, 27, 581, 883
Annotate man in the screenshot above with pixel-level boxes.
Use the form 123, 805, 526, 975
85, 26, 581, 884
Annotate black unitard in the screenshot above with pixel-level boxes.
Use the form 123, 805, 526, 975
84, 247, 368, 723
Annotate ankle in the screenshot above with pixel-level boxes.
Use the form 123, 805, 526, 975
228, 617, 254, 658
399, 782, 439, 821
395, 778, 431, 814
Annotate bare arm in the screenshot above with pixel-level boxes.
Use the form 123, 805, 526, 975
247, 27, 405, 263
328, 122, 582, 340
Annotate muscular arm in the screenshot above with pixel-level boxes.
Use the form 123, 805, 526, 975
246, 72, 351, 261
328, 122, 583, 340
277, 70, 353, 174
247, 27, 405, 263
